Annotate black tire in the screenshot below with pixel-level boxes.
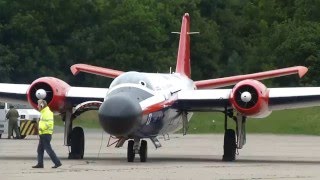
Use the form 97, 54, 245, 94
0, 134, 2, 139
139, 140, 148, 162
222, 129, 236, 161
127, 140, 135, 162
69, 127, 85, 159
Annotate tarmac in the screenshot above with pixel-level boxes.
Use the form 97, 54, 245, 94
1, 128, 320, 180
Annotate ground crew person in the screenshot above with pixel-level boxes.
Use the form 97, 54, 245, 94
6, 105, 21, 139
32, 100, 62, 168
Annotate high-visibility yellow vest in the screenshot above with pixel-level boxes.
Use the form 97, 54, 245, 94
38, 106, 54, 135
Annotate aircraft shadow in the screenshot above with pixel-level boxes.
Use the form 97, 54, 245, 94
69, 157, 320, 165
1, 155, 319, 165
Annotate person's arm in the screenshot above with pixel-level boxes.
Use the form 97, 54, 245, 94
6, 110, 10, 119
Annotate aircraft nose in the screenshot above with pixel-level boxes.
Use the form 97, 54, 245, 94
98, 93, 142, 136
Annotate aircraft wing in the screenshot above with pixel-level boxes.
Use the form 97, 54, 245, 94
195, 66, 308, 89
169, 88, 320, 114
65, 86, 107, 106
71, 64, 124, 78
172, 89, 232, 111
0, 83, 107, 107
0, 83, 30, 105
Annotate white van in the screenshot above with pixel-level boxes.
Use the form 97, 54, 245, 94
0, 102, 41, 139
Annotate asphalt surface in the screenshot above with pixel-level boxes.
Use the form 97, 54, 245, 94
1, 128, 320, 180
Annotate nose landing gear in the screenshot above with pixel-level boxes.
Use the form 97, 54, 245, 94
127, 139, 148, 162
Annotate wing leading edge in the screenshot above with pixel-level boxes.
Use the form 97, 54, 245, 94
171, 88, 320, 114
0, 83, 107, 107
71, 64, 124, 79
0, 83, 30, 105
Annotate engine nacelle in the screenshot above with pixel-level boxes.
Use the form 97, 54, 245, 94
27, 77, 70, 112
230, 79, 271, 118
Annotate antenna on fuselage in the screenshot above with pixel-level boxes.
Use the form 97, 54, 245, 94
171, 32, 200, 35
188, 32, 200, 35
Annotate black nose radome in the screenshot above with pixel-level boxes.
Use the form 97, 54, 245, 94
98, 93, 142, 136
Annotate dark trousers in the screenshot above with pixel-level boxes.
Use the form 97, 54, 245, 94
37, 134, 61, 166
8, 120, 20, 139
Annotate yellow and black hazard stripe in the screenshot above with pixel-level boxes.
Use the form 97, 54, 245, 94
20, 120, 38, 136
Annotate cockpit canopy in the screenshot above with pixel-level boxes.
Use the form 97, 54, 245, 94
109, 71, 153, 90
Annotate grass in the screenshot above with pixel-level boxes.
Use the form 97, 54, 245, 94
54, 111, 100, 128
54, 107, 320, 135
189, 107, 320, 135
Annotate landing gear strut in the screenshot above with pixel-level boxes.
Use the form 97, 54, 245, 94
127, 138, 148, 162
62, 102, 101, 159
236, 113, 246, 149
222, 108, 247, 161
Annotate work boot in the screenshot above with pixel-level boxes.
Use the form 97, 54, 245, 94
32, 164, 44, 168
52, 163, 62, 169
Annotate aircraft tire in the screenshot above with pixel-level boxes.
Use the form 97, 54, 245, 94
222, 129, 236, 161
69, 127, 85, 159
139, 140, 148, 162
127, 140, 135, 162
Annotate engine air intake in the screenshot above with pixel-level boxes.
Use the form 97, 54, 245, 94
234, 85, 258, 109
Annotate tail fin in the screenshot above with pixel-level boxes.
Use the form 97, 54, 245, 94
175, 13, 191, 78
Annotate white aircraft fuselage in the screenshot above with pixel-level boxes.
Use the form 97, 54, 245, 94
99, 71, 194, 138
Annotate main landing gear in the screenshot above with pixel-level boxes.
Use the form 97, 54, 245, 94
127, 138, 148, 162
222, 108, 247, 161
69, 127, 85, 159
63, 111, 85, 159
63, 102, 101, 159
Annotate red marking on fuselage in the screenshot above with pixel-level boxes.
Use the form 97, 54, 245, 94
142, 99, 176, 115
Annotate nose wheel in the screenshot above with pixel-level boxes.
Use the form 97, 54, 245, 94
127, 140, 135, 162
139, 140, 148, 162
127, 139, 148, 162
